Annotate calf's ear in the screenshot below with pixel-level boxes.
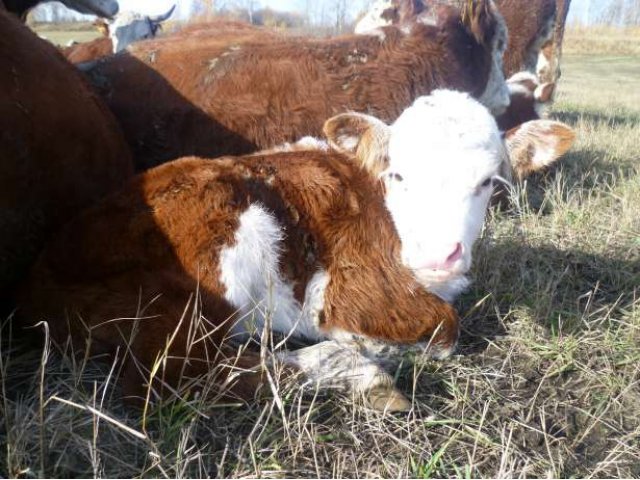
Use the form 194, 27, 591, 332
534, 82, 555, 103
323, 112, 391, 177
505, 120, 576, 180
461, 0, 494, 46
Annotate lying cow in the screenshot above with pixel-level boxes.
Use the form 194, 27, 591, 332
496, 71, 555, 134
85, 0, 510, 170
354, 0, 565, 87
18, 91, 574, 409
62, 6, 175, 64
1, 0, 117, 21
0, 10, 133, 299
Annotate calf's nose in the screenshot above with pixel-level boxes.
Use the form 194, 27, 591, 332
418, 242, 463, 271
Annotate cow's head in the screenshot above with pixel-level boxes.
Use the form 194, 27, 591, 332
110, 5, 175, 54
59, 0, 118, 18
324, 90, 574, 301
496, 71, 556, 132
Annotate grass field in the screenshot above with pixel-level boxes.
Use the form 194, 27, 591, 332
1, 31, 639, 478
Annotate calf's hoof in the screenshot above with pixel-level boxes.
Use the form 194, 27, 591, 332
366, 385, 411, 412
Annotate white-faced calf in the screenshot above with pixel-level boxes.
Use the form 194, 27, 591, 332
18, 91, 573, 410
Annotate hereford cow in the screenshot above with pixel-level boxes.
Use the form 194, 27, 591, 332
2, 0, 117, 21
355, 0, 566, 86
0, 10, 133, 299
61, 6, 175, 64
496, 71, 555, 132
85, 0, 509, 170
18, 91, 574, 409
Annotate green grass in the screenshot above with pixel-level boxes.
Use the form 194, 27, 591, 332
1, 50, 639, 479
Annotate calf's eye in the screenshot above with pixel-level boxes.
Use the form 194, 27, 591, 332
480, 177, 492, 187
387, 172, 404, 182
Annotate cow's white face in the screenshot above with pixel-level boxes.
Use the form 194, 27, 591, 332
111, 14, 155, 53
110, 6, 174, 53
354, 0, 395, 34
62, 0, 118, 18
384, 91, 506, 300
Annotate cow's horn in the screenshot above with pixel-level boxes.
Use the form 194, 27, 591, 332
150, 4, 175, 23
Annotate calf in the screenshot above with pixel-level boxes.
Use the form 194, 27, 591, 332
496, 71, 555, 132
62, 6, 175, 64
0, 10, 133, 298
2, 0, 117, 21
18, 91, 573, 409
85, 0, 509, 170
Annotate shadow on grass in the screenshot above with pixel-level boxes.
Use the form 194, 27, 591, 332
455, 239, 639, 356
552, 108, 640, 128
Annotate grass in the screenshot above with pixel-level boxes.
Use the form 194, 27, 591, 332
2, 31, 640, 478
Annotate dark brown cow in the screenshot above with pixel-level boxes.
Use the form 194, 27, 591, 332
85, 0, 509, 170
0, 10, 133, 297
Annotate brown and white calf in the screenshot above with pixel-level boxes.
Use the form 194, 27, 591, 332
84, 0, 509, 170
496, 71, 556, 132
18, 91, 573, 408
0, 10, 133, 298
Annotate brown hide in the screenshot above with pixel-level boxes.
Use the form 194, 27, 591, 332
18, 151, 458, 400
538, 0, 571, 84
495, 0, 556, 76
61, 36, 112, 64
86, 8, 500, 170
0, 10, 133, 298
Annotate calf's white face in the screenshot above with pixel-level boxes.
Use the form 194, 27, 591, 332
324, 90, 576, 301
384, 91, 505, 300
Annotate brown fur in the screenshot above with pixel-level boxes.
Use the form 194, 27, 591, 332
85, 4, 502, 170
537, 0, 571, 85
61, 36, 112, 64
495, 0, 556, 76
505, 120, 575, 180
0, 10, 133, 298
373, 0, 558, 80
18, 148, 459, 401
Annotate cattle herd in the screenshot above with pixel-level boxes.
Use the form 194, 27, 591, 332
1, 0, 575, 411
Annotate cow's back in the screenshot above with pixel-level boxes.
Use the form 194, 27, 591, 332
0, 10, 134, 296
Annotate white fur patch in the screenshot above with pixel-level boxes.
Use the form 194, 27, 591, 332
385, 90, 507, 301
354, 0, 394, 34
219, 204, 327, 342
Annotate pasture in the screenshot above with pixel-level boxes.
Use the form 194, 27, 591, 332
1, 29, 639, 478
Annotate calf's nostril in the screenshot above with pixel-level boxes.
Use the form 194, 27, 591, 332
445, 242, 463, 265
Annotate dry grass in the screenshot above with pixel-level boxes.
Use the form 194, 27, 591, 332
2, 33, 640, 478
563, 25, 640, 55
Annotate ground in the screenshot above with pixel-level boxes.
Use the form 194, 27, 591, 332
1, 28, 639, 478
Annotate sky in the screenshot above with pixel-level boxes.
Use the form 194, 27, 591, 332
31, 0, 614, 25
